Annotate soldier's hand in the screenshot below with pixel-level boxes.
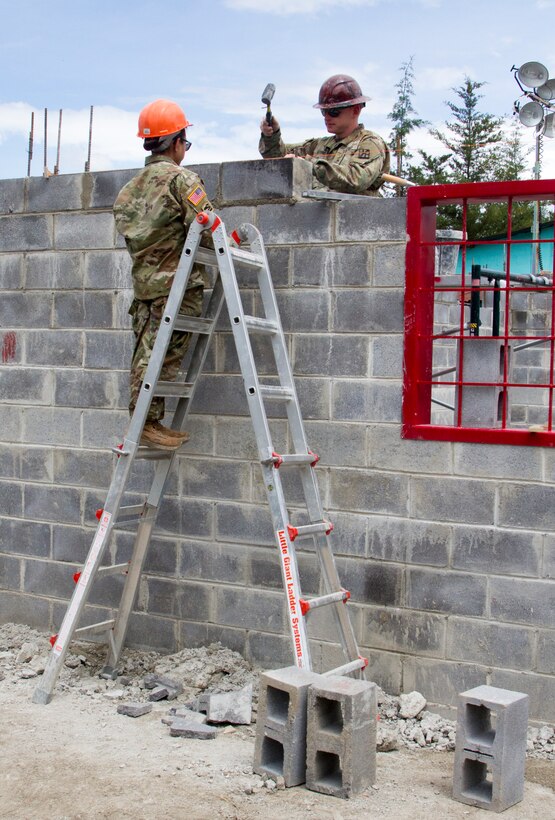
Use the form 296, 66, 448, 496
260, 116, 279, 137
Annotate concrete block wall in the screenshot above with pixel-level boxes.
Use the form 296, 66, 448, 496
1, 160, 554, 723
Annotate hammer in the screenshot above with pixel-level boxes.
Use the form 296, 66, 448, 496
261, 83, 275, 126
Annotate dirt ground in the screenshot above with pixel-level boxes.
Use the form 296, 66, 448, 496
1, 626, 553, 820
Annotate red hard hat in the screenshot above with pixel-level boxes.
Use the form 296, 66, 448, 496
313, 75, 371, 110
137, 99, 191, 138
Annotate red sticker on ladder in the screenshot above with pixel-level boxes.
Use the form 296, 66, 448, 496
277, 529, 305, 663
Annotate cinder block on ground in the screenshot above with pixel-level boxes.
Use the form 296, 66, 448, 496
253, 666, 325, 787
143, 673, 183, 695
305, 675, 377, 798
453, 684, 529, 812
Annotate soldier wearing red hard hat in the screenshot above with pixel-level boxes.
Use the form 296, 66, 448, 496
114, 99, 214, 450
259, 75, 390, 195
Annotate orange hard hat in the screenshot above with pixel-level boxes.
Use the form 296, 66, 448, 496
137, 99, 191, 138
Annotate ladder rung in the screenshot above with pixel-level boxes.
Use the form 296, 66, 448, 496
299, 589, 350, 615
230, 247, 265, 269
265, 451, 319, 468
74, 619, 116, 638
96, 563, 129, 578
323, 657, 368, 677
258, 385, 294, 400
173, 315, 214, 334
152, 380, 193, 397
195, 248, 218, 267
115, 504, 157, 527
244, 315, 278, 335
287, 521, 333, 541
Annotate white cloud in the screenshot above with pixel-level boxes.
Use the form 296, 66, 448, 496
224, 0, 374, 13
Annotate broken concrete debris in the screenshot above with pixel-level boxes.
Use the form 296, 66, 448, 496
169, 719, 218, 740
117, 702, 153, 718
194, 683, 253, 725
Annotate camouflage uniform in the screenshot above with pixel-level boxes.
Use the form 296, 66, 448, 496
259, 124, 390, 195
114, 154, 213, 422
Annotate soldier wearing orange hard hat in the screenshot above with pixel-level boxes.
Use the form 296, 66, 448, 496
259, 74, 390, 196
114, 99, 214, 451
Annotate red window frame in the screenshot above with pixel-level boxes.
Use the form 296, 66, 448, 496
402, 179, 555, 446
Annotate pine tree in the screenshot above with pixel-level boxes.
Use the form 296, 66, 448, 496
387, 56, 426, 195
431, 76, 503, 183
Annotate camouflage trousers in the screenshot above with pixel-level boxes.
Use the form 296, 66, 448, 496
129, 284, 204, 422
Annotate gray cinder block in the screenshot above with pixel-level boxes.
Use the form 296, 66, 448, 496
453, 684, 529, 812
253, 666, 324, 787
196, 684, 252, 725
305, 675, 377, 798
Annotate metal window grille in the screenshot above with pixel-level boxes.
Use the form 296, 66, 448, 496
403, 179, 555, 446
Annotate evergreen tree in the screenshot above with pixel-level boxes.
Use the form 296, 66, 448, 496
387, 56, 426, 195
431, 76, 503, 183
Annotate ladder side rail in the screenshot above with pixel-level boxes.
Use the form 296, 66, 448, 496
210, 222, 276, 462
240, 224, 330, 528
259, 460, 313, 668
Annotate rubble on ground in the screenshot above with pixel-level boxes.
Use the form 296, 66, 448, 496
1, 623, 553, 759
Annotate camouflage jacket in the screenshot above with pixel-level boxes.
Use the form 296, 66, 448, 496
113, 155, 213, 301
258, 124, 390, 196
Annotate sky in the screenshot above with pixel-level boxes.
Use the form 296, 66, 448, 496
1, 0, 555, 181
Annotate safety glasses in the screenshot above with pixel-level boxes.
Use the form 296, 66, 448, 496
322, 107, 351, 118
179, 137, 192, 150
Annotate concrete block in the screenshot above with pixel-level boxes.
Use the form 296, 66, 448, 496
332, 379, 401, 423
54, 370, 118, 409
0, 555, 21, 590
25, 250, 83, 289
0, 254, 23, 288
24, 408, 82, 447
143, 673, 184, 695
362, 606, 446, 657
498, 483, 555, 531
157, 496, 213, 539
455, 340, 511, 428
0, 481, 23, 517
179, 457, 251, 502
330, 468, 409, 516
306, 675, 377, 798
54, 212, 115, 250
169, 720, 218, 739
84, 330, 131, 369
0, 590, 50, 628
221, 158, 312, 204
23, 557, 78, 598
84, 249, 132, 289
331, 245, 371, 287
373, 243, 406, 286
274, 290, 331, 332
452, 525, 541, 577
367, 423, 451, 474
293, 334, 368, 377
291, 246, 336, 287
148, 685, 179, 702
196, 684, 252, 724
0, 178, 25, 214
333, 289, 404, 332
126, 612, 178, 654
258, 201, 332, 244
0, 367, 52, 404
490, 669, 555, 724
26, 330, 83, 367
367, 515, 450, 566
145, 577, 212, 621
215, 586, 283, 633
168, 707, 207, 724
0, 293, 52, 328
446, 619, 534, 670
408, 568, 487, 616
454, 442, 542, 481
27, 175, 82, 212
0, 214, 53, 251
117, 702, 153, 718
0, 518, 51, 558
336, 556, 402, 606
193, 374, 249, 416
90, 169, 139, 209
216, 502, 274, 546
453, 685, 528, 812
24, 484, 82, 525
537, 629, 555, 674
53, 291, 114, 329
370, 335, 403, 379
254, 666, 325, 787
490, 577, 555, 627
336, 198, 406, 241
178, 540, 247, 585
410, 476, 495, 525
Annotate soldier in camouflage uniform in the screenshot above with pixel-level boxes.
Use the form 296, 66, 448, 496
259, 75, 389, 196
114, 99, 214, 450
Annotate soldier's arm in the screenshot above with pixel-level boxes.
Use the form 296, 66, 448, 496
259, 127, 320, 160
311, 136, 389, 194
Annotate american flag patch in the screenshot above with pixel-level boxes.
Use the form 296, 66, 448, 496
187, 185, 207, 206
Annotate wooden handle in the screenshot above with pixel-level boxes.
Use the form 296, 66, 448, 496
381, 172, 416, 188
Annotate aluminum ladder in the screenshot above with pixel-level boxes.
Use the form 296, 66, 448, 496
33, 211, 365, 705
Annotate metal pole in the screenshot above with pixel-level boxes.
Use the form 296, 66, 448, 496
470, 264, 481, 336
85, 105, 93, 172
43, 108, 48, 175
27, 112, 34, 177
532, 125, 542, 276
54, 109, 62, 175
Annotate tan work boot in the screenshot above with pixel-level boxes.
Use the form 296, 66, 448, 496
140, 421, 184, 450
151, 420, 190, 443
